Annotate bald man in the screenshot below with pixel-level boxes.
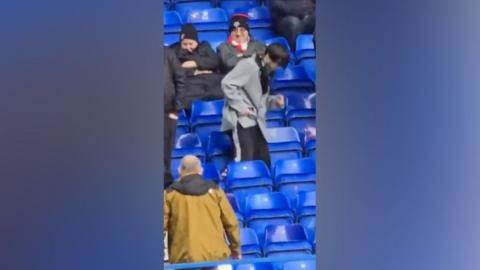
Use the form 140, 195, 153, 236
164, 155, 241, 267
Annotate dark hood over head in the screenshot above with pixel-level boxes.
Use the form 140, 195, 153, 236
169, 174, 217, 196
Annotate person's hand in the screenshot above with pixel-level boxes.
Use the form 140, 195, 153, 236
230, 251, 242, 260
276, 95, 285, 107
236, 53, 244, 58
194, 70, 213, 76
168, 113, 178, 120
181, 60, 197, 68
239, 108, 254, 117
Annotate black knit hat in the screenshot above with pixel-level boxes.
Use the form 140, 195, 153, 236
180, 23, 198, 42
229, 13, 250, 33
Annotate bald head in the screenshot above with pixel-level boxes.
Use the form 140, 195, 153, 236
178, 155, 203, 177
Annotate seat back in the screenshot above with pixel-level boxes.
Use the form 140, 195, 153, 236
190, 99, 224, 126
164, 11, 183, 33
296, 191, 316, 211
295, 34, 315, 62
175, 1, 214, 21
226, 193, 241, 213
282, 260, 316, 270
198, 31, 228, 50
270, 65, 314, 95
274, 158, 315, 180
235, 262, 275, 270
221, 0, 260, 16
187, 8, 229, 31
174, 133, 202, 149
244, 192, 291, 216
235, 6, 272, 28
264, 224, 308, 245
202, 163, 221, 182
265, 127, 301, 146
227, 160, 271, 181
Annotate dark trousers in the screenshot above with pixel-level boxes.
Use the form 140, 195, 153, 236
275, 15, 315, 51
184, 74, 224, 112
164, 114, 177, 188
237, 123, 271, 168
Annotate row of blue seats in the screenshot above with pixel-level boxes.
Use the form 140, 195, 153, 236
164, 8, 315, 62
235, 259, 316, 270
239, 224, 315, 258
165, 0, 268, 18
176, 96, 315, 148
172, 128, 316, 174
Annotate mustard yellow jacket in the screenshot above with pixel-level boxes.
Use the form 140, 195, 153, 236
164, 174, 241, 264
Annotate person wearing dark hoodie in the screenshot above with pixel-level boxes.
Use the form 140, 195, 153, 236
169, 23, 224, 112
164, 155, 241, 266
267, 0, 315, 50
164, 46, 186, 188
217, 13, 266, 74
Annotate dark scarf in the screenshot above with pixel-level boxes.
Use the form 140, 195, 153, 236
255, 54, 271, 95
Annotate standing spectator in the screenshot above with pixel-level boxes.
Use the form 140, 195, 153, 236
169, 23, 224, 112
221, 43, 289, 168
164, 46, 186, 188
164, 155, 241, 267
268, 0, 315, 50
217, 13, 266, 74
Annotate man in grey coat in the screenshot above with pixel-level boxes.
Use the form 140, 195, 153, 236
221, 43, 290, 168
217, 13, 266, 74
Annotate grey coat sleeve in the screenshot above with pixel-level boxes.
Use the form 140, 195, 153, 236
221, 60, 254, 114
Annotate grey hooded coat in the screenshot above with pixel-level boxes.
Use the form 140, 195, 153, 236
220, 55, 281, 160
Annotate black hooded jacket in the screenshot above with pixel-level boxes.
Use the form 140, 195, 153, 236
168, 174, 218, 196
268, 0, 315, 19
169, 41, 220, 77
164, 47, 186, 113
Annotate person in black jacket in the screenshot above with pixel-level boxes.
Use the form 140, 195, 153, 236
169, 24, 224, 112
267, 0, 315, 50
164, 46, 186, 188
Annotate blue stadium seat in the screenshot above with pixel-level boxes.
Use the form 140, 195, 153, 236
202, 163, 221, 182
244, 192, 294, 245
190, 99, 224, 149
302, 217, 315, 243
300, 58, 316, 82
235, 6, 272, 29
171, 133, 206, 178
226, 160, 274, 209
198, 31, 228, 50
174, 1, 214, 21
266, 109, 285, 128
176, 109, 189, 134
263, 224, 313, 257
286, 92, 316, 143
235, 262, 275, 270
249, 28, 275, 41
220, 0, 260, 16
164, 11, 183, 34
240, 228, 262, 258
295, 34, 315, 63
296, 191, 316, 223
273, 158, 316, 206
186, 8, 229, 32
282, 260, 316, 270
164, 0, 171, 10
164, 33, 179, 46
270, 65, 315, 96
303, 126, 316, 157
264, 127, 303, 169
227, 193, 244, 226
207, 131, 233, 172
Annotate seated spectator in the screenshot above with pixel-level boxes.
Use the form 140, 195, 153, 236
217, 13, 266, 74
268, 0, 315, 50
164, 155, 241, 266
169, 24, 224, 112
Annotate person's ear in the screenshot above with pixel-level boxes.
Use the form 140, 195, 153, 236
198, 167, 204, 175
